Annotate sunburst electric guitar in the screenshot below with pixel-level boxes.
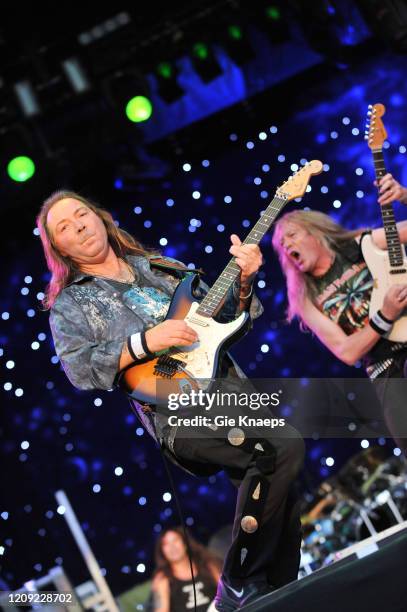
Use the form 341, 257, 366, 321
120, 160, 323, 404
362, 102, 407, 342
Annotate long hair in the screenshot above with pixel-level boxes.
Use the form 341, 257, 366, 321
37, 190, 153, 310
153, 526, 221, 584
272, 210, 364, 323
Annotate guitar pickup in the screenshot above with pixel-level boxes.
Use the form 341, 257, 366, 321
390, 268, 406, 274
154, 355, 186, 378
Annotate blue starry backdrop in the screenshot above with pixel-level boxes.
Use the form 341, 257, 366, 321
1, 0, 407, 596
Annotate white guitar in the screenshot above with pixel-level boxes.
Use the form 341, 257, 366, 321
362, 102, 407, 342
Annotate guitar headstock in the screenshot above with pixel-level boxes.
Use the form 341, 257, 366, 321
365, 103, 387, 150
276, 160, 323, 201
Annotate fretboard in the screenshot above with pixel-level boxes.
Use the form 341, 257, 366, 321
196, 195, 288, 318
372, 149, 404, 268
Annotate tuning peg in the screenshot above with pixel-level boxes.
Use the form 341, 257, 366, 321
367, 111, 372, 117
368, 104, 373, 109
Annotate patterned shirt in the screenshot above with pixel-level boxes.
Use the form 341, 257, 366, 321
49, 254, 263, 447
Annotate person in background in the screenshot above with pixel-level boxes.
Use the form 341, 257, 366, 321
151, 527, 221, 612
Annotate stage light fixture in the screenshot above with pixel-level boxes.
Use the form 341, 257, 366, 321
7, 156, 36, 182
155, 61, 184, 103
222, 23, 256, 64
125, 96, 153, 123
191, 41, 223, 82
103, 70, 153, 122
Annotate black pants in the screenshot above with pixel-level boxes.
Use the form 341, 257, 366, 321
170, 421, 305, 588
375, 352, 407, 456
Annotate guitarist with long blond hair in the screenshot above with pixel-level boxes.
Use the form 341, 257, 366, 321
272, 172, 407, 454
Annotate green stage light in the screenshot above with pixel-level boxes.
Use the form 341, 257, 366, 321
125, 96, 153, 122
228, 25, 243, 40
7, 156, 36, 182
266, 6, 281, 20
157, 62, 173, 79
193, 43, 209, 60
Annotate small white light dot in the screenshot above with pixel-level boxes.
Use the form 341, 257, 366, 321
192, 191, 201, 199
260, 344, 269, 353
269, 126, 278, 133
21, 287, 29, 295
4, 383, 12, 391
27, 309, 35, 317
21, 441, 30, 450
205, 245, 213, 254
115, 467, 124, 476
242, 219, 250, 228
306, 185, 312, 192
1, 512, 9, 520
259, 132, 267, 140
333, 200, 342, 209
33, 228, 40, 236
383, 141, 390, 150
257, 280, 266, 288
133, 206, 142, 214
254, 177, 262, 185
330, 131, 338, 139
224, 195, 232, 203
93, 484, 101, 493
183, 163, 191, 172
355, 167, 364, 176
352, 127, 360, 136
166, 199, 174, 207
0, 546, 4, 555
260, 190, 268, 199
399, 145, 406, 154
186, 517, 194, 526
342, 116, 350, 125
202, 159, 210, 167
326, 457, 335, 467
361, 439, 369, 449
24, 276, 32, 284
159, 238, 168, 246
137, 563, 146, 573
57, 505, 66, 515
262, 164, 270, 172
1, 312, 9, 320
246, 141, 254, 149
229, 133, 238, 141
356, 190, 364, 198
323, 163, 330, 171
321, 186, 329, 194
277, 154, 285, 162
51, 356, 59, 364
217, 224, 225, 232
37, 292, 45, 300
144, 220, 152, 228
163, 492, 172, 502
31, 341, 40, 350
15, 389, 24, 397
38, 333, 46, 341
6, 361, 14, 369
94, 398, 103, 407
290, 163, 299, 172
393, 447, 402, 457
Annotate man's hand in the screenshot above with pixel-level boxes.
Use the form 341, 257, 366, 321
376, 173, 407, 206
381, 284, 407, 321
145, 319, 198, 352
229, 234, 263, 287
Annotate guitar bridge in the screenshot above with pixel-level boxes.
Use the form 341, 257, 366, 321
154, 355, 186, 378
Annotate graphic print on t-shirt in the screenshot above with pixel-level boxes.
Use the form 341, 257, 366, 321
315, 261, 374, 335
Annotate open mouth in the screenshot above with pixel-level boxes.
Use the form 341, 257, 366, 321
290, 250, 300, 260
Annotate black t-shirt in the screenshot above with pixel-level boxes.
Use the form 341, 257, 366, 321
169, 572, 217, 611
312, 237, 406, 368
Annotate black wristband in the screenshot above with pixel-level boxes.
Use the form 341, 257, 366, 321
127, 335, 138, 361
141, 330, 153, 356
377, 310, 394, 325
369, 318, 386, 335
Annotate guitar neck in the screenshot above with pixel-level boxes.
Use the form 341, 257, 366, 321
372, 149, 404, 267
196, 194, 288, 318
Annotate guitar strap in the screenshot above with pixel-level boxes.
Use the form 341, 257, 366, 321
148, 255, 205, 277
